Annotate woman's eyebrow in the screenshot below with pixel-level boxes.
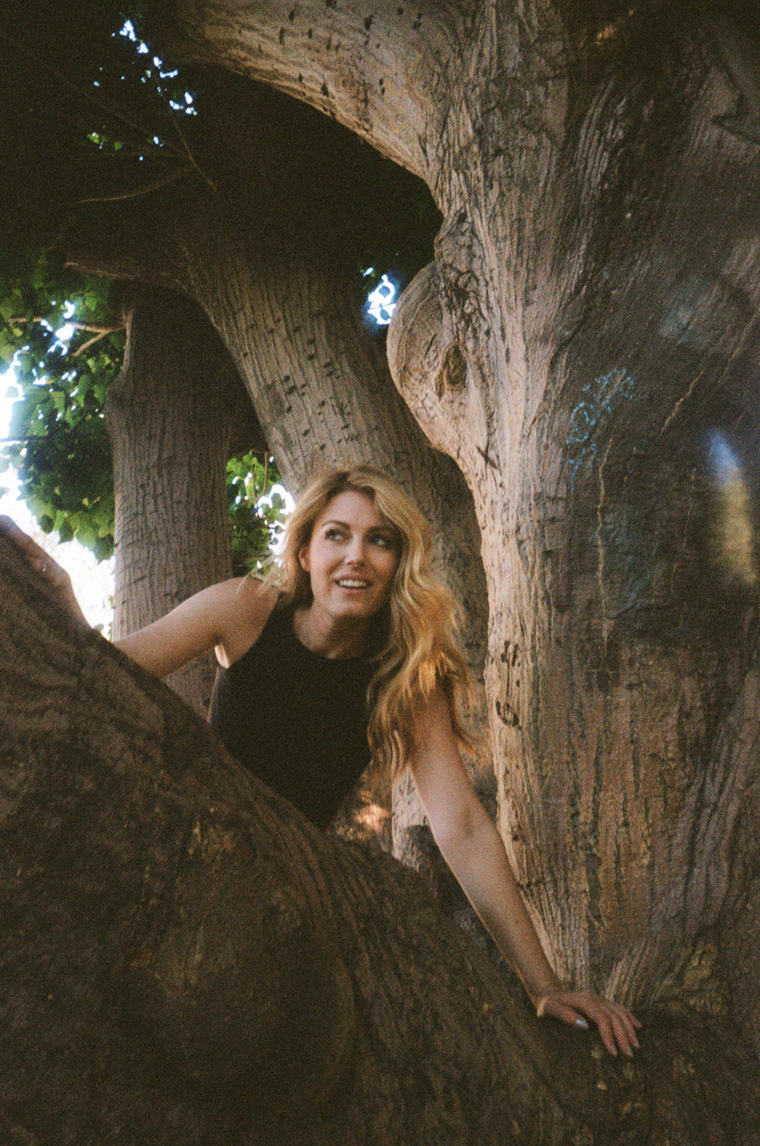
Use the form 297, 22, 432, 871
321, 519, 393, 534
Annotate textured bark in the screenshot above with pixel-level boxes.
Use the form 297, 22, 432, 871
5, 2, 751, 1132
166, 1, 760, 1066
105, 284, 262, 714
162, 0, 452, 176
4, 523, 760, 1145
384, 9, 760, 1049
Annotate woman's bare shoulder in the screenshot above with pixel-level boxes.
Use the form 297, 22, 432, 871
215, 576, 279, 667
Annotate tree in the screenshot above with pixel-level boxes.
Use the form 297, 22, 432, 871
105, 283, 264, 712
2, 0, 760, 1139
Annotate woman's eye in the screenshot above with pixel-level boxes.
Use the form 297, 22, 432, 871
372, 534, 393, 549
325, 528, 344, 541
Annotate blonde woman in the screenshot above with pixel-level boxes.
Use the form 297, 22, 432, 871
1, 465, 641, 1057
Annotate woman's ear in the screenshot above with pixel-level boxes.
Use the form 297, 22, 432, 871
298, 545, 310, 573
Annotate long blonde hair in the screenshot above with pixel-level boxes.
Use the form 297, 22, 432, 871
267, 464, 473, 780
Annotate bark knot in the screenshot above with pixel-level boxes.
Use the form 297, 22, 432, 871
435, 343, 467, 398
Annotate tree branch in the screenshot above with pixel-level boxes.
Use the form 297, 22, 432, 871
70, 329, 120, 357
170, 0, 463, 179
8, 319, 123, 334
78, 165, 199, 203
2, 527, 760, 1142
0, 27, 218, 193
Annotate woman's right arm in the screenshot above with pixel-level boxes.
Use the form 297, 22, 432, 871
0, 515, 275, 679
113, 577, 273, 678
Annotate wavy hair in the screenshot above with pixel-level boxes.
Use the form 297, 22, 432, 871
267, 464, 473, 780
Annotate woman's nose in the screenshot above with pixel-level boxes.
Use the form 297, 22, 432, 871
345, 537, 367, 563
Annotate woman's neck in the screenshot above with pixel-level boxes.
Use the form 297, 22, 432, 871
292, 603, 369, 660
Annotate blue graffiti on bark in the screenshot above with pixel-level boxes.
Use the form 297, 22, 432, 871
565, 369, 633, 488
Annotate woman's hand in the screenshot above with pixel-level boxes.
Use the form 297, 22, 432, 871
0, 515, 88, 624
536, 986, 642, 1058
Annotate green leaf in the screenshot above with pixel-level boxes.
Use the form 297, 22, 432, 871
8, 397, 35, 439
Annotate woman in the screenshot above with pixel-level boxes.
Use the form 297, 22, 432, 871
1, 464, 641, 1057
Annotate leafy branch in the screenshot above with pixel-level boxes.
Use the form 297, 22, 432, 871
0, 260, 289, 565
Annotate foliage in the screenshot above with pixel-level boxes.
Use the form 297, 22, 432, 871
227, 453, 288, 577
0, 11, 290, 567
0, 3, 203, 559
0, 267, 121, 559
0, 259, 289, 566
0, 2, 202, 261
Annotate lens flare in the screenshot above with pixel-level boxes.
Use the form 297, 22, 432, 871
707, 431, 757, 587
366, 275, 398, 327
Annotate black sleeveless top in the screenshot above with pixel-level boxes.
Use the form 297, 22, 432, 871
208, 604, 375, 829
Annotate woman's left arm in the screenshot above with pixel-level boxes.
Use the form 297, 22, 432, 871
408, 687, 641, 1058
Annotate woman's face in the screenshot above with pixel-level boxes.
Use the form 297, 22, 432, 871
299, 490, 400, 624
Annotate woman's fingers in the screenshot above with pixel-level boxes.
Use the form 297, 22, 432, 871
606, 1007, 635, 1057
610, 1001, 642, 1046
578, 998, 637, 1058
537, 989, 641, 1058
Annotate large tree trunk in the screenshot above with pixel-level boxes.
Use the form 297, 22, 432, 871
166, 0, 760, 1062
3, 524, 760, 1145
385, 7, 760, 1050
105, 284, 262, 714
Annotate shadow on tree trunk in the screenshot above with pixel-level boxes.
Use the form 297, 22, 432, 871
1, 532, 758, 1146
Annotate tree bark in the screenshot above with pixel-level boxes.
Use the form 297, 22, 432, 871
10, 2, 760, 1135
105, 283, 262, 714
3, 528, 760, 1145
160, 0, 450, 176
384, 8, 760, 1050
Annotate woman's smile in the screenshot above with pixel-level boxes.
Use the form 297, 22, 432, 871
335, 576, 371, 590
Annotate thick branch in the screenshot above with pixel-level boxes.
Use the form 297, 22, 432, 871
3, 533, 760, 1144
168, 0, 463, 178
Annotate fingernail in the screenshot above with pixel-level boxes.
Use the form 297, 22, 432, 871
633, 1036, 640, 1049
575, 1018, 589, 1030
